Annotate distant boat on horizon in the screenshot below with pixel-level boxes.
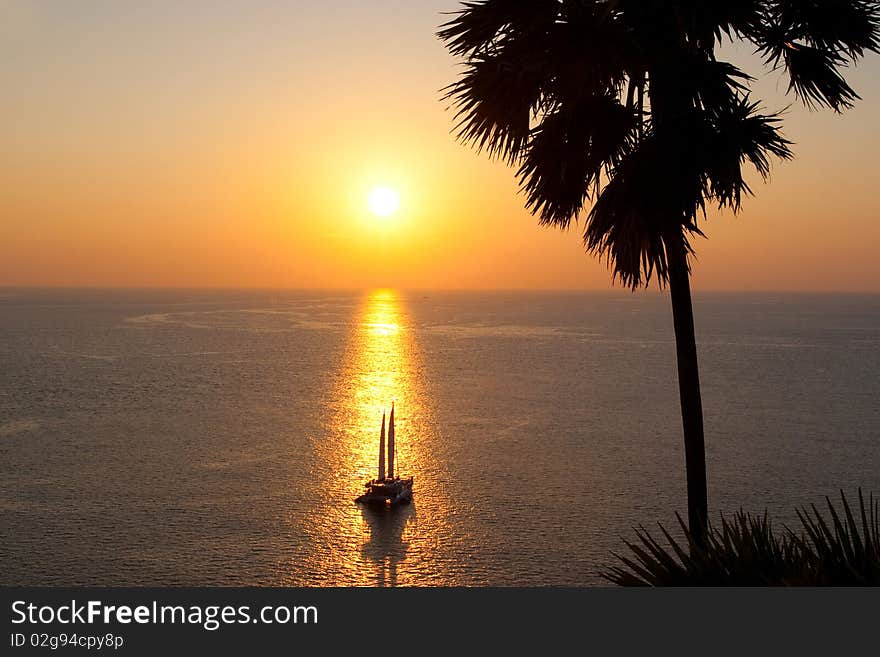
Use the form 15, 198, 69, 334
355, 403, 413, 507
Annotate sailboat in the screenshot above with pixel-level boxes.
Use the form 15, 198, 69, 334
354, 403, 414, 507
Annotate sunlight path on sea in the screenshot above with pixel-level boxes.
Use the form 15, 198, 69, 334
287, 290, 449, 586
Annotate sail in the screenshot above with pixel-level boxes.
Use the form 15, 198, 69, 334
388, 402, 395, 479
378, 412, 386, 481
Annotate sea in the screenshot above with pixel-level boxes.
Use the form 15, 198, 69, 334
1, 289, 878, 586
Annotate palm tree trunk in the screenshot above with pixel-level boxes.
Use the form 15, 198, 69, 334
666, 236, 708, 546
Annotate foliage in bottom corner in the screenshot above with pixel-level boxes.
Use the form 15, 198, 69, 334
604, 489, 879, 586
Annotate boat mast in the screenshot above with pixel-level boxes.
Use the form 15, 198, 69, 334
388, 402, 395, 479
378, 411, 386, 481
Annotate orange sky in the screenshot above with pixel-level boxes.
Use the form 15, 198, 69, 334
2, 1, 879, 291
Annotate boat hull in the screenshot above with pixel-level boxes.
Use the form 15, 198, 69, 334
354, 477, 413, 507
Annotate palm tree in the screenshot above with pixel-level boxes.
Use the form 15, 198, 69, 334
438, 0, 879, 544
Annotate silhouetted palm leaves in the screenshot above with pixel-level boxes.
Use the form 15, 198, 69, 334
604, 490, 880, 585
758, 0, 880, 109
438, 0, 880, 287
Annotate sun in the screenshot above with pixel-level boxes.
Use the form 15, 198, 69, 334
368, 186, 400, 218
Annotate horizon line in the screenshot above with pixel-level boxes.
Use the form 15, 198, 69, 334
2, 285, 879, 295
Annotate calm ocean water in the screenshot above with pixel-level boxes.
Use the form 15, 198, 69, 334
1, 289, 878, 586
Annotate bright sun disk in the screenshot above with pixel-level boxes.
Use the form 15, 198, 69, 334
368, 186, 400, 218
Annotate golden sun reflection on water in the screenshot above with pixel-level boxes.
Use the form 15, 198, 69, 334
292, 289, 448, 586
345, 289, 411, 476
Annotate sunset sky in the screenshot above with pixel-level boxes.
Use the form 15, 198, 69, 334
2, 1, 880, 291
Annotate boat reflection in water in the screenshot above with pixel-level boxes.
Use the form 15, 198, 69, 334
359, 504, 415, 588
295, 290, 447, 586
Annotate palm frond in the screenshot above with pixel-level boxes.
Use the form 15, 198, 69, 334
547, 4, 633, 101
583, 129, 709, 289
705, 97, 793, 210
768, 0, 880, 58
441, 44, 548, 163
603, 489, 880, 586
669, 0, 767, 47
755, 0, 880, 110
517, 95, 635, 227
437, 0, 558, 57
781, 43, 860, 110
648, 50, 752, 116
797, 489, 880, 584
